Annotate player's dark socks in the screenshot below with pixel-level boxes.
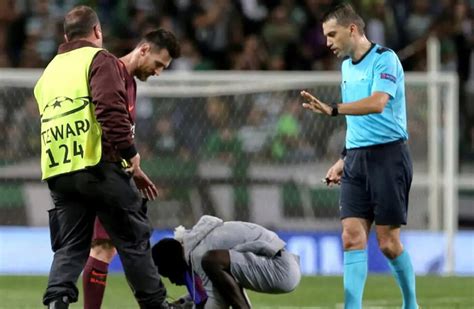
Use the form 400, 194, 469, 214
201, 250, 251, 309
82, 256, 109, 309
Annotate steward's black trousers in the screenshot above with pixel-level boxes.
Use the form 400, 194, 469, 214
43, 162, 166, 308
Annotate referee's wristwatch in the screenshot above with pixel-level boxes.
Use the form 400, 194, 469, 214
331, 105, 339, 117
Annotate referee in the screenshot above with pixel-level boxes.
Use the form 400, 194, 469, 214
301, 4, 418, 309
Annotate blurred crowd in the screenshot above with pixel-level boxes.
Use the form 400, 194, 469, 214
0, 0, 472, 71
0, 0, 473, 163
0, 0, 473, 223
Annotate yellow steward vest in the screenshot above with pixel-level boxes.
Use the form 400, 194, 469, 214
34, 46, 103, 180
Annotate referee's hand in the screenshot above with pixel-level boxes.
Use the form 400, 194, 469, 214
325, 158, 344, 187
301, 90, 332, 115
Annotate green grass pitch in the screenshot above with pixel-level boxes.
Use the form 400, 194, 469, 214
0, 275, 473, 308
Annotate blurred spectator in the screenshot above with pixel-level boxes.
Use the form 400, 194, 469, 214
107, 2, 154, 56
365, 0, 386, 45
0, 0, 473, 164
153, 115, 180, 156
238, 0, 268, 35
200, 97, 241, 158
204, 126, 243, 166
171, 38, 206, 70
237, 103, 271, 158
299, 0, 333, 70
231, 34, 268, 70
0, 1, 11, 66
203, 97, 231, 136
451, 0, 473, 84
0, 0, 470, 77
24, 0, 62, 66
201, 97, 250, 221
150, 113, 191, 164
262, 5, 298, 60
185, 0, 242, 69
363, 0, 400, 49
1, 0, 26, 67
282, 0, 306, 27
406, 0, 433, 44
140, 111, 197, 224
385, 0, 411, 47
271, 98, 314, 163
450, 0, 474, 159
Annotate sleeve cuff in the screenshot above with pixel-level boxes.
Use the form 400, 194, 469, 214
119, 144, 137, 160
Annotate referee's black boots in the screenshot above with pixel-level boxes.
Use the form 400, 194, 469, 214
47, 296, 69, 309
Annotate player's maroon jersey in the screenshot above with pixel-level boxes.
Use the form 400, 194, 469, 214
93, 60, 137, 242
118, 59, 137, 132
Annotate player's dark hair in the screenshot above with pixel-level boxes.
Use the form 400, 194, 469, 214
63, 5, 100, 41
152, 238, 186, 277
322, 3, 365, 35
142, 29, 181, 59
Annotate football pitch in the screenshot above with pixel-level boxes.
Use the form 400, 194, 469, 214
1, 275, 473, 308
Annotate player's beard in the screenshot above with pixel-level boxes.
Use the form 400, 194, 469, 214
137, 72, 149, 81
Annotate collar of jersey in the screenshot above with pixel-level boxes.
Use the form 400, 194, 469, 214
351, 42, 376, 65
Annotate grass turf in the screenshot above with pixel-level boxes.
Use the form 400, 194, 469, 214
0, 275, 473, 308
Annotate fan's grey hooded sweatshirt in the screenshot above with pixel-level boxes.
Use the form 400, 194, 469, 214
175, 215, 301, 308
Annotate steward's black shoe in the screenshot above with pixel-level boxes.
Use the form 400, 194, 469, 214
47, 296, 69, 309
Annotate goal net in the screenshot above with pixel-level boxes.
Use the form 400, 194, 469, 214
2, 67, 473, 275
0, 70, 463, 233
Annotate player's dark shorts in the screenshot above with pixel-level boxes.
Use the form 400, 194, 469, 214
93, 217, 110, 241
340, 139, 413, 225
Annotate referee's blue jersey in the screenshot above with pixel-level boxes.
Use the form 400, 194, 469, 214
341, 43, 408, 149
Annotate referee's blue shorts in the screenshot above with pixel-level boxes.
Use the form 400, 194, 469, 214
340, 139, 413, 225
